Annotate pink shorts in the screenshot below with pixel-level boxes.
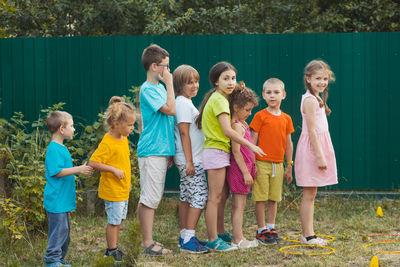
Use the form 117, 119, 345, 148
202, 148, 230, 170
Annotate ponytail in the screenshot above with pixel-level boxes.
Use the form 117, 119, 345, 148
195, 88, 216, 129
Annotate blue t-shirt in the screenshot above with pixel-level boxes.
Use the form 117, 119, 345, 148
137, 81, 175, 157
43, 141, 76, 213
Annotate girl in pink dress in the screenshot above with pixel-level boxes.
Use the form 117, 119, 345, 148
226, 82, 259, 249
295, 60, 338, 246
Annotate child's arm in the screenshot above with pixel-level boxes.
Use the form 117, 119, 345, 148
54, 162, 93, 177
178, 122, 195, 176
283, 134, 293, 184
159, 68, 175, 116
218, 113, 266, 157
303, 98, 327, 169
231, 123, 253, 185
251, 130, 259, 145
88, 161, 125, 180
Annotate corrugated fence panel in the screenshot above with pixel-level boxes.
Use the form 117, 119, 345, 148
1, 33, 399, 190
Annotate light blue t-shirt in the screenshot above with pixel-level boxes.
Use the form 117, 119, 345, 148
43, 141, 76, 213
137, 81, 175, 157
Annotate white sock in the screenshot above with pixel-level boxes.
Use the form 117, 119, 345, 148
267, 223, 275, 231
180, 228, 186, 239
183, 229, 195, 244
258, 226, 267, 234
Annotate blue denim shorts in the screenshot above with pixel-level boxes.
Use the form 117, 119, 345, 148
104, 200, 128, 225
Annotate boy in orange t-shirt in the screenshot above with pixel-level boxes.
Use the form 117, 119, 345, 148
250, 78, 294, 245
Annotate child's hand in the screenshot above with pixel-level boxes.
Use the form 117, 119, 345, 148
243, 173, 254, 186
317, 157, 328, 170
250, 144, 266, 157
284, 165, 293, 184
79, 162, 94, 175
159, 67, 173, 86
112, 167, 125, 180
185, 162, 195, 176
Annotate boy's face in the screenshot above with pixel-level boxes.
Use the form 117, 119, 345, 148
263, 84, 286, 108
182, 76, 199, 99
60, 118, 75, 140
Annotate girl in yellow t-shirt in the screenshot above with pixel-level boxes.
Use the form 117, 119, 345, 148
195, 62, 265, 252
89, 96, 136, 262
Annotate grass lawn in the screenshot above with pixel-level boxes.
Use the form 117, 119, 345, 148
1, 193, 399, 266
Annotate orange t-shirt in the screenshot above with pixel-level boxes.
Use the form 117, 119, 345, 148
249, 109, 294, 162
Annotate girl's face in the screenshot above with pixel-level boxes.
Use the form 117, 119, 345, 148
115, 114, 136, 137
182, 76, 199, 99
234, 102, 254, 122
215, 69, 236, 97
306, 69, 329, 94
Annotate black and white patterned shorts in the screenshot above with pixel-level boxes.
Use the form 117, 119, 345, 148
176, 163, 208, 209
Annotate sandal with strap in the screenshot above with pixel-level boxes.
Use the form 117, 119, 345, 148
232, 239, 259, 249
143, 241, 171, 256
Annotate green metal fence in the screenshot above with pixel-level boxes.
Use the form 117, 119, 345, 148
1, 33, 399, 190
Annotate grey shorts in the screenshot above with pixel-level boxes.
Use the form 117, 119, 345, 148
177, 163, 208, 209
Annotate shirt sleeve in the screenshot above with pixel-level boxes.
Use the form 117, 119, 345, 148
175, 100, 192, 124
249, 112, 262, 132
286, 114, 295, 135
45, 146, 65, 177
212, 96, 230, 117
142, 85, 166, 112
90, 141, 110, 164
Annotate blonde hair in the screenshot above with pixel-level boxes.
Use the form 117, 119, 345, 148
304, 60, 335, 115
104, 96, 136, 129
173, 65, 200, 96
263, 78, 285, 93
46, 111, 72, 134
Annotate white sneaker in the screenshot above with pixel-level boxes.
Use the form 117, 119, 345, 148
231, 239, 259, 249
300, 235, 327, 246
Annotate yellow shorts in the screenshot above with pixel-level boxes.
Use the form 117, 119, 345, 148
252, 160, 284, 202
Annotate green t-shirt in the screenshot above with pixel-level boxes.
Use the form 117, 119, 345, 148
201, 91, 231, 152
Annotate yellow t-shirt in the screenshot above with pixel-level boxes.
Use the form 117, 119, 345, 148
202, 91, 231, 153
90, 133, 131, 201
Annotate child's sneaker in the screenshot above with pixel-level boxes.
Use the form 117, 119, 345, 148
218, 232, 233, 243
194, 236, 207, 246
256, 229, 277, 245
269, 229, 283, 243
45, 262, 70, 267
104, 247, 125, 262
300, 235, 327, 246
205, 237, 237, 252
180, 236, 209, 254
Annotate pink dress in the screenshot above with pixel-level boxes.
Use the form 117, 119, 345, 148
295, 93, 338, 187
227, 121, 256, 194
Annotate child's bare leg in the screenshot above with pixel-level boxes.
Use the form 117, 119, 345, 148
106, 224, 121, 249
255, 201, 266, 228
300, 187, 318, 237
138, 203, 171, 254
186, 206, 203, 230
217, 182, 229, 234
266, 200, 277, 225
179, 201, 190, 229
205, 168, 226, 241
231, 194, 249, 245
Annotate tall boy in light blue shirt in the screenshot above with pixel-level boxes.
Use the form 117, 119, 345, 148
43, 111, 93, 267
137, 44, 175, 256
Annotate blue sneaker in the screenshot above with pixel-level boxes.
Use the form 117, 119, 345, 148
45, 262, 71, 267
194, 236, 207, 246
180, 236, 209, 254
218, 232, 233, 243
205, 237, 237, 252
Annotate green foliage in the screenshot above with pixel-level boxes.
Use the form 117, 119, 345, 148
122, 218, 142, 266
1, 0, 399, 37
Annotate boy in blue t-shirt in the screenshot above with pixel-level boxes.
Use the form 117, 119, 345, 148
43, 111, 93, 267
137, 44, 175, 255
